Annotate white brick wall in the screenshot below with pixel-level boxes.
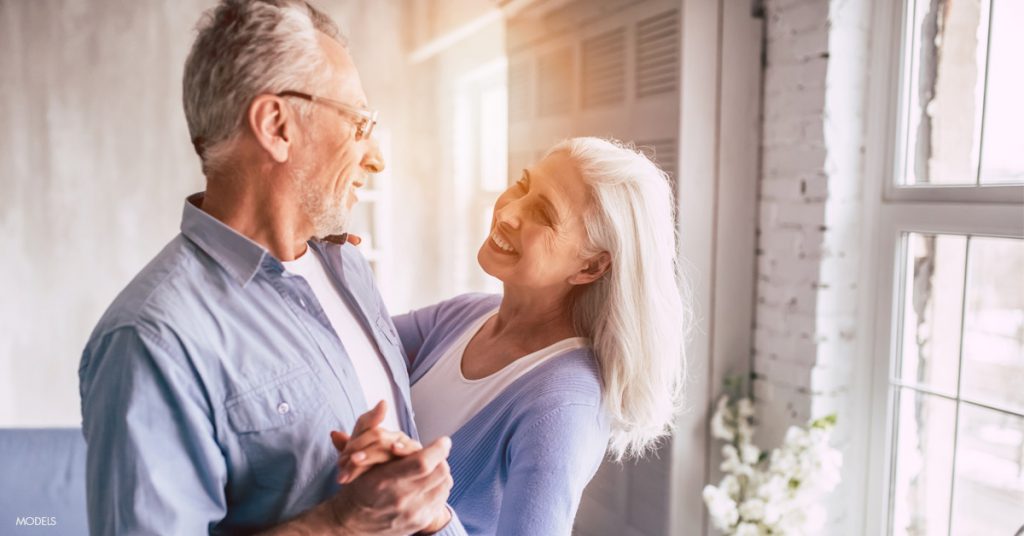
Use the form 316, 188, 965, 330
753, 0, 873, 532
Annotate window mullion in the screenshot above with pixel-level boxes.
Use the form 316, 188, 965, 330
878, 200, 1024, 238
944, 235, 973, 533
974, 0, 996, 185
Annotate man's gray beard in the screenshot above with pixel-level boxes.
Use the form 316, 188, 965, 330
298, 170, 351, 239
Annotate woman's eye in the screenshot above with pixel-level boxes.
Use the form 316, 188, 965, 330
537, 207, 553, 225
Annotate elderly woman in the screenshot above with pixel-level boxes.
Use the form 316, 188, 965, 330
335, 137, 688, 535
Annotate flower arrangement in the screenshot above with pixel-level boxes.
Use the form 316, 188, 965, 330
702, 387, 842, 536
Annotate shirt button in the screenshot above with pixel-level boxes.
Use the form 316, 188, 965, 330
298, 298, 306, 308
277, 402, 290, 415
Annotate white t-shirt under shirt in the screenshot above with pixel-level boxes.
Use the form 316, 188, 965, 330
411, 307, 589, 445
281, 247, 401, 432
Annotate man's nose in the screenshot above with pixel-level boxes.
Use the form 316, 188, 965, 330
360, 137, 385, 174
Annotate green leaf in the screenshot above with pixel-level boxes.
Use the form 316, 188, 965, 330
810, 413, 837, 429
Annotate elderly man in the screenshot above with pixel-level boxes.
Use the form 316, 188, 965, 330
78, 1, 463, 534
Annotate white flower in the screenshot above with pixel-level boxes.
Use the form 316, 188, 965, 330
740, 443, 761, 465
737, 418, 755, 444
735, 522, 763, 536
736, 397, 755, 419
704, 392, 842, 536
784, 425, 810, 449
761, 500, 782, 525
738, 498, 766, 521
702, 485, 739, 531
721, 474, 742, 500
711, 395, 736, 441
769, 449, 796, 476
776, 508, 812, 536
721, 444, 755, 478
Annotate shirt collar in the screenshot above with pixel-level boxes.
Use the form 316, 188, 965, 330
180, 192, 270, 287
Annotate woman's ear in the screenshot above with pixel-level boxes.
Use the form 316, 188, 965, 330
247, 94, 295, 163
569, 251, 611, 286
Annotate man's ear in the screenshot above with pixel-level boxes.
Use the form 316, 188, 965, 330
247, 94, 295, 163
569, 251, 611, 286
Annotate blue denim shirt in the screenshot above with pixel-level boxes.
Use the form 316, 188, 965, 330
79, 195, 464, 535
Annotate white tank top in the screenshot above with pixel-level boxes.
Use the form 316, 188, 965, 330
411, 307, 589, 444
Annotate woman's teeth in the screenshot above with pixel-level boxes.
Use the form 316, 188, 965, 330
490, 230, 517, 254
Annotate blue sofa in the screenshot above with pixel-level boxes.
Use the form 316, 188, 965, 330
0, 428, 88, 534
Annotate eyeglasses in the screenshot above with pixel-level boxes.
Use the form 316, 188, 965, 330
277, 90, 378, 141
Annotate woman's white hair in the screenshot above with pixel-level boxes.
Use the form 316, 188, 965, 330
548, 137, 689, 461
182, 0, 343, 176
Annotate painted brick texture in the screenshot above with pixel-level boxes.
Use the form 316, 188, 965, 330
753, 0, 872, 532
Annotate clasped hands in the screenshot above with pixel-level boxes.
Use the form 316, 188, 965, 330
327, 401, 453, 535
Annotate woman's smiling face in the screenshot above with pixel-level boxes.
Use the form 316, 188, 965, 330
478, 151, 597, 291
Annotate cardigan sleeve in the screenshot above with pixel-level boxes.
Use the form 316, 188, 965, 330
496, 403, 608, 536
392, 304, 440, 368
393, 293, 501, 372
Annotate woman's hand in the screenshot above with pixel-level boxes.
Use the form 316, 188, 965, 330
330, 400, 422, 484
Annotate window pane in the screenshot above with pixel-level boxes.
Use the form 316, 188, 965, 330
899, 234, 966, 395
479, 206, 502, 294
978, 0, 1024, 184
902, 0, 989, 185
348, 200, 375, 250
950, 404, 1024, 535
961, 236, 1024, 414
891, 387, 957, 536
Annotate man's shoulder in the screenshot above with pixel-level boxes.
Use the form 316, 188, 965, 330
88, 234, 210, 340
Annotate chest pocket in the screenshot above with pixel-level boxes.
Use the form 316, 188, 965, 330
225, 367, 334, 490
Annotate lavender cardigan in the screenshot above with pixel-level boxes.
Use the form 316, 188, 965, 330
394, 293, 610, 536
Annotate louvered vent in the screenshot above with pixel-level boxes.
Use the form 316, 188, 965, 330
537, 48, 573, 116
582, 27, 625, 108
639, 138, 678, 191
509, 61, 530, 122
636, 10, 680, 98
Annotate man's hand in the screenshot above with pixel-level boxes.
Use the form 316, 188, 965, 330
332, 401, 454, 534
259, 401, 455, 536
326, 435, 454, 535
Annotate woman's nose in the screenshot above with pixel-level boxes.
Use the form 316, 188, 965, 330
494, 200, 523, 229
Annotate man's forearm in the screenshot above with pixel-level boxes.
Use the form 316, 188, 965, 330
259, 501, 352, 536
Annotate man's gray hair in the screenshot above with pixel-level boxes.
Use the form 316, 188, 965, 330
182, 0, 344, 175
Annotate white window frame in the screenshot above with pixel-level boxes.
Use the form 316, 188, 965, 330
450, 57, 508, 296
861, 0, 1024, 534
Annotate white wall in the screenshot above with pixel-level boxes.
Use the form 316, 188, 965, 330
0, 0, 210, 426
0, 0, 455, 427
753, 0, 874, 532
